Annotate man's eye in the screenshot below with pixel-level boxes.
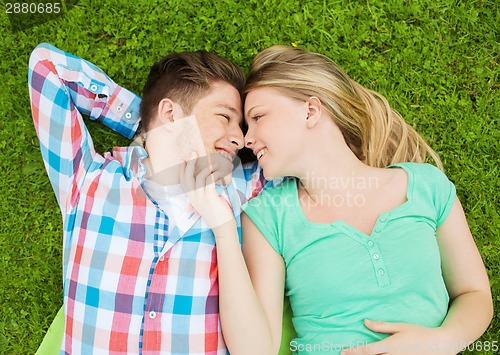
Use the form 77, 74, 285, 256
218, 114, 230, 121
252, 115, 263, 121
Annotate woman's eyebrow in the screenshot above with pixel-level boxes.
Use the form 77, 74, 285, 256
245, 105, 264, 117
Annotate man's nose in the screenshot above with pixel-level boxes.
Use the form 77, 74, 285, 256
228, 124, 244, 150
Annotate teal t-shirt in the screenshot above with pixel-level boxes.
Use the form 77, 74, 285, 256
242, 163, 456, 354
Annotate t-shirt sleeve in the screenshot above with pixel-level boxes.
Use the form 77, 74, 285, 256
430, 165, 457, 226
242, 190, 282, 255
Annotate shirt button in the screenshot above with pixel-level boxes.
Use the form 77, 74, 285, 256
90, 84, 98, 92
117, 106, 122, 111
367, 240, 374, 247
125, 112, 132, 119
159, 256, 164, 262
373, 253, 380, 260
149, 311, 156, 319
378, 269, 385, 276
380, 217, 386, 222
374, 228, 381, 233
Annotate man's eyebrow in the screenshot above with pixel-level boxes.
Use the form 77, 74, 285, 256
217, 104, 239, 114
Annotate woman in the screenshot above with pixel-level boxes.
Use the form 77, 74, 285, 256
180, 45, 493, 355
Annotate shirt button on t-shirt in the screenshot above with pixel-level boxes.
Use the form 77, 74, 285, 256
90, 84, 98, 92
378, 269, 385, 275
149, 311, 156, 319
373, 253, 380, 260
367, 240, 374, 247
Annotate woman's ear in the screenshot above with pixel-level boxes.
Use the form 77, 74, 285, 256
305, 96, 322, 129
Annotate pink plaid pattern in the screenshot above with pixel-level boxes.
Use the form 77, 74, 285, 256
28, 43, 275, 354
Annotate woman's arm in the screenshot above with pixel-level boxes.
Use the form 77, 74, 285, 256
435, 197, 493, 350
179, 156, 285, 355
216, 213, 285, 355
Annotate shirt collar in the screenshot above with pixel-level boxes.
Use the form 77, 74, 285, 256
111, 145, 148, 181
110, 146, 247, 242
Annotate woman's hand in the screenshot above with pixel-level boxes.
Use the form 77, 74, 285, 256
341, 320, 457, 355
179, 152, 236, 233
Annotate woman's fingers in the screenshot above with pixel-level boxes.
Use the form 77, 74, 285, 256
180, 152, 227, 196
195, 162, 219, 190
210, 168, 228, 185
179, 154, 195, 194
177, 152, 237, 231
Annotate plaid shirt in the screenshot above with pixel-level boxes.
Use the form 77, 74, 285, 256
28, 43, 272, 355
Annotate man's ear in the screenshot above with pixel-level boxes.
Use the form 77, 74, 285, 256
157, 98, 184, 124
305, 96, 322, 129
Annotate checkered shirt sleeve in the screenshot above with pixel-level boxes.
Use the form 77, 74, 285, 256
28, 42, 141, 212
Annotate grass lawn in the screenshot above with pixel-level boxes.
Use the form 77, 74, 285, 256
0, 0, 498, 353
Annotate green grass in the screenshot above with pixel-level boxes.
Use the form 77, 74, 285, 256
0, 0, 498, 353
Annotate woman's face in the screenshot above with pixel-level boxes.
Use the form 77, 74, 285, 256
244, 87, 308, 179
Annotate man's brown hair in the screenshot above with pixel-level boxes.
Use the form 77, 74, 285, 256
139, 51, 245, 132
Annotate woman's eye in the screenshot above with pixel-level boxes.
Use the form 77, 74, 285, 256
252, 115, 263, 121
218, 114, 230, 121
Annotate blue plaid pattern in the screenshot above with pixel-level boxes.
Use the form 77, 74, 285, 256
28, 43, 274, 354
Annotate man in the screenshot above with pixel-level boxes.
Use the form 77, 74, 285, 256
29, 43, 277, 354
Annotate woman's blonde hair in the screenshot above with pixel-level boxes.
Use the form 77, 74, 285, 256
245, 45, 443, 170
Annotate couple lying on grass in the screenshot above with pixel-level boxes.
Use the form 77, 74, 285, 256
29, 42, 492, 354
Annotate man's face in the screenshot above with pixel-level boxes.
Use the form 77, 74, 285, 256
170, 81, 243, 183
138, 81, 243, 186
191, 81, 244, 157
188, 81, 244, 173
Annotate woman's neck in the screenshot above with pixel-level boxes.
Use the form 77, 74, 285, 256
296, 144, 380, 204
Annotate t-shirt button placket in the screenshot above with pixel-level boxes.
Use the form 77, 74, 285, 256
364, 238, 390, 286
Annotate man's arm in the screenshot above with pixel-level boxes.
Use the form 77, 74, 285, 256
28, 43, 141, 212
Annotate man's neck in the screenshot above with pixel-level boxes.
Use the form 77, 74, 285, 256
142, 153, 184, 186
